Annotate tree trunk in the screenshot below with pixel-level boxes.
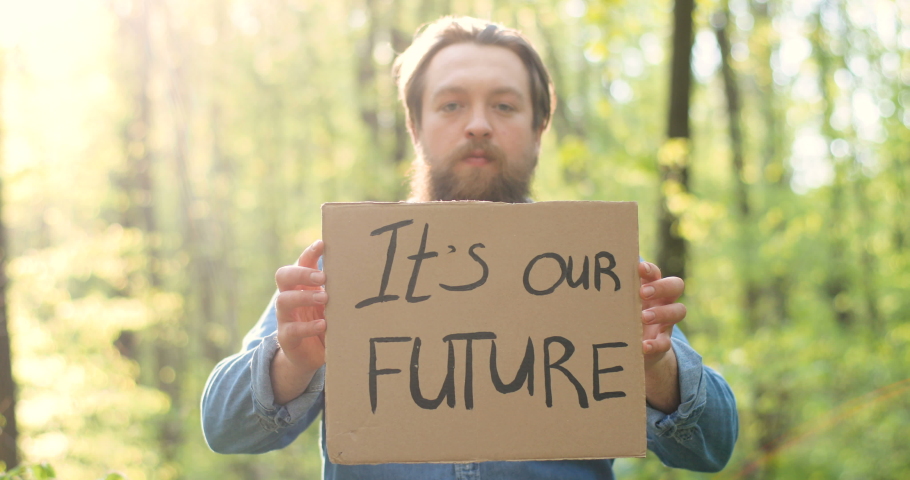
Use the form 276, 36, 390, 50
813, 4, 854, 329
0, 48, 19, 471
145, 0, 184, 466
714, 12, 748, 219
657, 0, 695, 279
357, 0, 379, 146
853, 178, 881, 335
114, 0, 158, 389
390, 2, 411, 173
751, 0, 790, 327
535, 12, 586, 142
742, 4, 792, 478
208, 102, 239, 351
714, 10, 760, 328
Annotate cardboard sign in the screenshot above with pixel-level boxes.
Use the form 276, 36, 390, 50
322, 201, 644, 464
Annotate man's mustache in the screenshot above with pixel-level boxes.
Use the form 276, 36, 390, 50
444, 140, 507, 166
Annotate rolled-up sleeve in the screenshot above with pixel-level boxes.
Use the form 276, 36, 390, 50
646, 327, 738, 472
201, 291, 325, 454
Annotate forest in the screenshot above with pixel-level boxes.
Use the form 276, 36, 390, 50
0, 0, 908, 478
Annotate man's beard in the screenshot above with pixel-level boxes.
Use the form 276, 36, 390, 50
409, 140, 536, 203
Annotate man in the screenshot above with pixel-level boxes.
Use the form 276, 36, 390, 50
202, 16, 738, 478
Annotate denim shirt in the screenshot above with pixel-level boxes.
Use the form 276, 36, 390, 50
202, 291, 738, 479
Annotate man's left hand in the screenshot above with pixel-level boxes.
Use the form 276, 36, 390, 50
639, 261, 686, 362
639, 261, 685, 412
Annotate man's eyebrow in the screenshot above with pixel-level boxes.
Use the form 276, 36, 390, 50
429, 85, 467, 100
489, 86, 525, 99
429, 85, 525, 100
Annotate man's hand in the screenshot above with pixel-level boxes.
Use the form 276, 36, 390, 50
639, 261, 685, 413
271, 239, 328, 405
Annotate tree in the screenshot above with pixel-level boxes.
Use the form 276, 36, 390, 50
0, 48, 19, 472
657, 0, 695, 280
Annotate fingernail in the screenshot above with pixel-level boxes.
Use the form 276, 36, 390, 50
311, 271, 325, 284
644, 262, 652, 274
642, 286, 655, 298
313, 292, 327, 303
642, 310, 655, 323
644, 343, 653, 354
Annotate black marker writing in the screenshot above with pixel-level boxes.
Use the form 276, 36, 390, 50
443, 332, 497, 409
369, 333, 626, 412
369, 336, 412, 413
524, 251, 621, 296
566, 256, 590, 290
439, 243, 489, 292
544, 336, 589, 408
592, 342, 627, 401
523, 253, 566, 295
406, 223, 439, 303
490, 337, 535, 396
594, 251, 621, 292
356, 220, 414, 309
409, 337, 456, 409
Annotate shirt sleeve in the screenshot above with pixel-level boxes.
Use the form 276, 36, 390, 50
200, 290, 326, 454
645, 326, 739, 472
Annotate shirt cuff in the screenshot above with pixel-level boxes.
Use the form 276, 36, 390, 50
645, 335, 707, 443
250, 332, 326, 432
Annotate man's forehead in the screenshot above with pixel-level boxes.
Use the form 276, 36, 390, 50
422, 43, 530, 98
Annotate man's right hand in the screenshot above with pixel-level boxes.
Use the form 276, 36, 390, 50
271, 239, 328, 405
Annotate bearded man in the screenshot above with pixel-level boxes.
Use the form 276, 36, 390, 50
202, 16, 738, 479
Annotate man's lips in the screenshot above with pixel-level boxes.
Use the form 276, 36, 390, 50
462, 150, 491, 166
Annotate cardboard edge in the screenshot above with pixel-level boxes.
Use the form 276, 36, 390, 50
333, 452, 647, 466
321, 203, 339, 462
630, 201, 648, 457
320, 200, 641, 209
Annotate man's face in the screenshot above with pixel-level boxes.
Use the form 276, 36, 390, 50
411, 43, 542, 203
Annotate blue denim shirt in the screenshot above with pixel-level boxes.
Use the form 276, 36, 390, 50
202, 291, 738, 479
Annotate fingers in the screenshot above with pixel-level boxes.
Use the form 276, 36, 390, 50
642, 302, 687, 326
275, 289, 327, 348
298, 239, 324, 268
640, 276, 685, 303
279, 318, 326, 341
638, 261, 662, 283
276, 289, 328, 318
272, 240, 328, 370
276, 265, 325, 291
643, 331, 672, 355
277, 240, 327, 291
638, 261, 681, 359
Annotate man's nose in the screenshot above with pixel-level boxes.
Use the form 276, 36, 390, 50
465, 109, 492, 139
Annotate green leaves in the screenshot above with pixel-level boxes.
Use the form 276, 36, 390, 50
0, 463, 56, 480
0, 464, 125, 480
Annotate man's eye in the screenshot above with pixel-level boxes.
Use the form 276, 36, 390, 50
496, 103, 515, 112
441, 102, 459, 112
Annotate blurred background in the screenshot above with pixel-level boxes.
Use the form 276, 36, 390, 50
0, 0, 908, 478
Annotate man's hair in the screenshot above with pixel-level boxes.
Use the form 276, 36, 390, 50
393, 16, 555, 133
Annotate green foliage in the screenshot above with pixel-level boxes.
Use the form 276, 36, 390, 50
0, 463, 56, 480
0, 464, 127, 480
100, 474, 128, 480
